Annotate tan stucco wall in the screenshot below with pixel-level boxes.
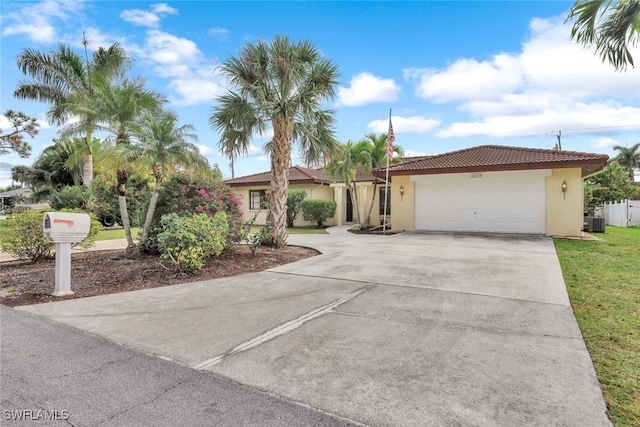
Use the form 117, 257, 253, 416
546, 168, 584, 237
390, 175, 414, 231
229, 184, 335, 227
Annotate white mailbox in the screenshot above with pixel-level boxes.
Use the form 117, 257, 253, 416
43, 212, 91, 243
42, 212, 91, 297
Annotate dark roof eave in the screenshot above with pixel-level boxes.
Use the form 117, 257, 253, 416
373, 159, 610, 178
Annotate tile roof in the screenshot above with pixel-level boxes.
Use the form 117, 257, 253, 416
373, 145, 609, 177
224, 166, 332, 186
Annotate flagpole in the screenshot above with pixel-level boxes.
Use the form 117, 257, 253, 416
382, 109, 391, 234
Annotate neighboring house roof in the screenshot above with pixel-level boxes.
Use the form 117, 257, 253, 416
373, 145, 609, 178
0, 188, 32, 198
224, 166, 332, 187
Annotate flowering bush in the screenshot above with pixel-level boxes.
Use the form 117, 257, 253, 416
146, 174, 243, 253
157, 212, 228, 273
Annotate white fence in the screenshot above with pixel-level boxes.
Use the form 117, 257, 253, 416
604, 199, 640, 227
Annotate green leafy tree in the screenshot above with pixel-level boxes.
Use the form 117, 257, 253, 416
286, 189, 307, 227
584, 162, 639, 210
325, 140, 371, 225
0, 110, 39, 158
613, 142, 640, 181
210, 35, 340, 247
360, 133, 404, 226
567, 0, 640, 71
117, 110, 209, 249
301, 199, 337, 227
96, 77, 164, 248
15, 42, 132, 185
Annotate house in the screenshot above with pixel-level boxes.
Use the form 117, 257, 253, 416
224, 166, 336, 226
225, 145, 609, 237
372, 145, 609, 237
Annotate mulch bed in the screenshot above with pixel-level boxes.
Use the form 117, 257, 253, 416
0, 245, 318, 307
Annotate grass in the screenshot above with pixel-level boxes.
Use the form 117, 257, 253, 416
554, 227, 640, 426
95, 227, 140, 241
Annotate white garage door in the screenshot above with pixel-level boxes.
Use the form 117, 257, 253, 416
413, 170, 549, 234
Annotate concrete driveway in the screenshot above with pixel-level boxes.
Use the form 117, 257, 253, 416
18, 227, 610, 426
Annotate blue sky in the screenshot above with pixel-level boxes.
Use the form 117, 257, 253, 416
1, 0, 639, 187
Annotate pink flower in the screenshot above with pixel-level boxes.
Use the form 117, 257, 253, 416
196, 206, 204, 212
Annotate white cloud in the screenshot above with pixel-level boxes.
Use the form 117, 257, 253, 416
337, 73, 400, 107
120, 2, 177, 28
168, 78, 225, 106
406, 14, 640, 139
405, 53, 523, 103
1, 0, 83, 43
120, 10, 161, 27
368, 116, 440, 134
404, 150, 430, 157
208, 27, 229, 39
591, 137, 618, 149
198, 144, 214, 155
152, 3, 178, 15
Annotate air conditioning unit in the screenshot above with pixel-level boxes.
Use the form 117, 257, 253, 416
591, 217, 605, 233
583, 216, 606, 233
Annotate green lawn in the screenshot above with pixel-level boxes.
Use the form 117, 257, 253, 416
95, 227, 140, 241
554, 227, 640, 426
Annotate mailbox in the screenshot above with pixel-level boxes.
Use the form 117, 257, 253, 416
43, 212, 91, 243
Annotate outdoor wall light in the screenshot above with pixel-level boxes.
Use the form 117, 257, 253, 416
561, 180, 568, 199
399, 185, 404, 201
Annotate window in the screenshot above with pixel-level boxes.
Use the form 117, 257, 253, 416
249, 190, 267, 210
379, 187, 391, 215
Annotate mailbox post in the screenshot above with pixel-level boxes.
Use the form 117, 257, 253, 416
43, 212, 91, 296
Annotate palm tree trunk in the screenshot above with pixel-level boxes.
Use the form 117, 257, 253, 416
351, 183, 361, 225
138, 174, 161, 249
268, 115, 294, 248
116, 169, 134, 248
82, 154, 93, 187
364, 182, 378, 226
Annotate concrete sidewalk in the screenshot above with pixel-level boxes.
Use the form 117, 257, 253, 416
16, 227, 610, 426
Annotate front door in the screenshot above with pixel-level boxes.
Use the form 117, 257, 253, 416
346, 188, 353, 222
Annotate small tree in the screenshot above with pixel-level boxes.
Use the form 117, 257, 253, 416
286, 189, 307, 227
0, 110, 38, 158
301, 199, 337, 227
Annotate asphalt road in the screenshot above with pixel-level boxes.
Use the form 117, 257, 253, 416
0, 305, 355, 426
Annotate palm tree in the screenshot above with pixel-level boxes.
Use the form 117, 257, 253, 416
360, 133, 404, 226
28, 138, 82, 200
96, 77, 164, 247
119, 110, 208, 248
325, 140, 371, 225
567, 0, 640, 71
210, 35, 340, 247
613, 142, 640, 181
10, 165, 31, 188
14, 42, 132, 186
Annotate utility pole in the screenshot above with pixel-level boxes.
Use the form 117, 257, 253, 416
555, 130, 562, 151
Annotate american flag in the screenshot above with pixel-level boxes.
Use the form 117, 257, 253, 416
387, 118, 395, 160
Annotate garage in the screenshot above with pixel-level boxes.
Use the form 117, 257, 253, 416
413, 169, 549, 234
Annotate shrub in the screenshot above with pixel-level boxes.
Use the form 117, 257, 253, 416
50, 185, 93, 211
0, 209, 100, 262
146, 174, 243, 253
240, 211, 275, 255
301, 199, 337, 227
157, 212, 228, 273
286, 189, 307, 228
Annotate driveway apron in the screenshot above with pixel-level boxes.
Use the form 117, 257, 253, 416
18, 227, 610, 426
